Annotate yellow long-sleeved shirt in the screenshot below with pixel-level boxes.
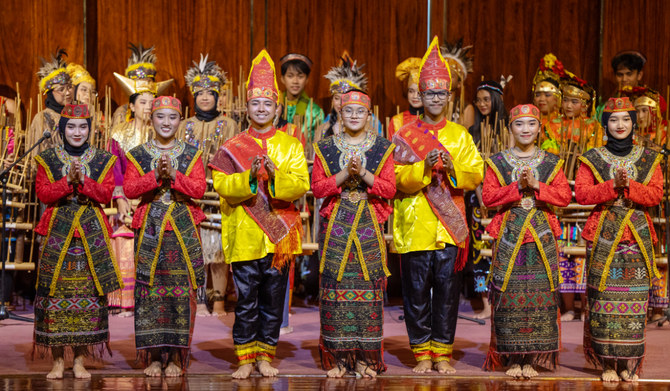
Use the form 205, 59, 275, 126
212, 129, 310, 263
393, 119, 484, 253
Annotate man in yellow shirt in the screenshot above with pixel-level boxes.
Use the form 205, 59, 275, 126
392, 37, 483, 375
209, 50, 309, 380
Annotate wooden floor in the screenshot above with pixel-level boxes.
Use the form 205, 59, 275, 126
1, 374, 670, 391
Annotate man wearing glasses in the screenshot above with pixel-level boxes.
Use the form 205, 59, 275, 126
392, 37, 483, 375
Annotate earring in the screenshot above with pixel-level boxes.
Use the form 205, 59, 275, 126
603, 134, 608, 142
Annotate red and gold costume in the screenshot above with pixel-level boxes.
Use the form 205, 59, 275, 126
33, 104, 122, 358
482, 104, 572, 371
125, 96, 206, 370
313, 91, 395, 375
576, 97, 663, 377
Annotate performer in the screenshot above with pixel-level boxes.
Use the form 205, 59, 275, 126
209, 50, 309, 379
542, 75, 602, 155
576, 97, 663, 382
319, 53, 368, 140
278, 53, 324, 144
388, 57, 423, 139
111, 43, 173, 127
66, 63, 96, 106
467, 79, 509, 320
482, 104, 571, 378
313, 90, 395, 378
532, 54, 563, 131
106, 78, 157, 315
124, 96, 206, 377
180, 54, 237, 316
28, 49, 73, 161
392, 37, 484, 374
33, 104, 122, 379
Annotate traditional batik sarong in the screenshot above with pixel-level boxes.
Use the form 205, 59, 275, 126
466, 191, 490, 293
584, 242, 649, 373
134, 232, 197, 367
484, 149, 563, 370
33, 146, 121, 358
318, 203, 389, 373
579, 146, 662, 375
34, 238, 111, 357
315, 133, 393, 374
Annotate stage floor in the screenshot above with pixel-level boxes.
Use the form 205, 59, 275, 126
1, 375, 670, 391
1, 301, 669, 388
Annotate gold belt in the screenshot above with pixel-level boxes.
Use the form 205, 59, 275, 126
341, 189, 368, 203
510, 198, 546, 211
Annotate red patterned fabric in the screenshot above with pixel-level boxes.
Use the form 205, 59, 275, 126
35, 164, 115, 237
483, 165, 571, 244
575, 162, 662, 243
124, 157, 207, 230
312, 153, 395, 224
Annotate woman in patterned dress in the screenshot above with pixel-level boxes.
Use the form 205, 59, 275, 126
575, 97, 663, 382
33, 104, 122, 379
312, 90, 396, 378
483, 104, 571, 378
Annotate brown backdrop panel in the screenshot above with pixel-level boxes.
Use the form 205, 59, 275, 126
601, 0, 670, 101
93, 0, 251, 112
258, 0, 428, 119
432, 0, 600, 109
0, 0, 83, 117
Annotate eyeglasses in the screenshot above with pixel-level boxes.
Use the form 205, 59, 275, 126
474, 97, 491, 105
341, 108, 368, 118
422, 91, 450, 100
53, 84, 74, 94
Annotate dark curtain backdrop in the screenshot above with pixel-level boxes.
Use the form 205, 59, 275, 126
0, 0, 668, 124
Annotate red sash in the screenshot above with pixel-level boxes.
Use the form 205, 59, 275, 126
392, 121, 468, 246
209, 128, 301, 268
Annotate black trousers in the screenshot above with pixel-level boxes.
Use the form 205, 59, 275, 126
400, 246, 461, 347
232, 254, 289, 347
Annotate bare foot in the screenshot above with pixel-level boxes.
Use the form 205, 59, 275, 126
257, 360, 279, 377
144, 361, 162, 377
232, 363, 254, 379
164, 361, 183, 377
601, 369, 620, 382
619, 369, 639, 382
412, 360, 433, 373
434, 360, 456, 374
326, 364, 347, 378
117, 310, 133, 318
505, 364, 523, 378
73, 356, 91, 379
522, 364, 538, 378
561, 310, 576, 321
212, 301, 227, 316
46, 357, 65, 380
356, 361, 377, 379
196, 303, 211, 317
473, 301, 491, 319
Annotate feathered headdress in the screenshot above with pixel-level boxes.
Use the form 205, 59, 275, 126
441, 38, 474, 84
37, 48, 71, 93
114, 42, 173, 96
185, 54, 227, 95
324, 51, 368, 95
124, 43, 157, 80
